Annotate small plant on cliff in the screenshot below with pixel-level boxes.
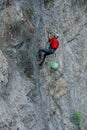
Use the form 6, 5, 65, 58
44, 0, 54, 5
1, 0, 12, 8
5, 0, 11, 7
22, 5, 35, 18
71, 110, 82, 130
8, 20, 31, 38
75, 0, 86, 5
8, 20, 21, 33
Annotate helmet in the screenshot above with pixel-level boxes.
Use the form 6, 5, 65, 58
54, 33, 59, 38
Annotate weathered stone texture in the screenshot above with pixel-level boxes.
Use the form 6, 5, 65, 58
0, 0, 87, 130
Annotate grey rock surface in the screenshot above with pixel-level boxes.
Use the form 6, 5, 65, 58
0, 50, 8, 87
0, 0, 87, 130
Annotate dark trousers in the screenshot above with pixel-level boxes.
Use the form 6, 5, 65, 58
38, 47, 56, 65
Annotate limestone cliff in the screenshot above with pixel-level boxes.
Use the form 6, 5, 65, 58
0, 0, 87, 130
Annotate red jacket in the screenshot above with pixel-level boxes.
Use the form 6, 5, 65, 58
49, 38, 60, 49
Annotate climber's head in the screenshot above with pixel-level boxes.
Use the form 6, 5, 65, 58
54, 33, 59, 39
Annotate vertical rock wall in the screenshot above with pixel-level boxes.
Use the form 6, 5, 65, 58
0, 0, 87, 130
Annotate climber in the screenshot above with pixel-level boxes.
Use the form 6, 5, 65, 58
38, 33, 60, 66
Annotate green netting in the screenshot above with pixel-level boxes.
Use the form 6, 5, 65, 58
50, 61, 59, 69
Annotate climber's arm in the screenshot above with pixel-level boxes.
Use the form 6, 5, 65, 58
48, 33, 52, 41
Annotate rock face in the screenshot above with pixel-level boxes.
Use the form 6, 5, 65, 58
0, 50, 8, 87
0, 0, 87, 130
0, 50, 11, 130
